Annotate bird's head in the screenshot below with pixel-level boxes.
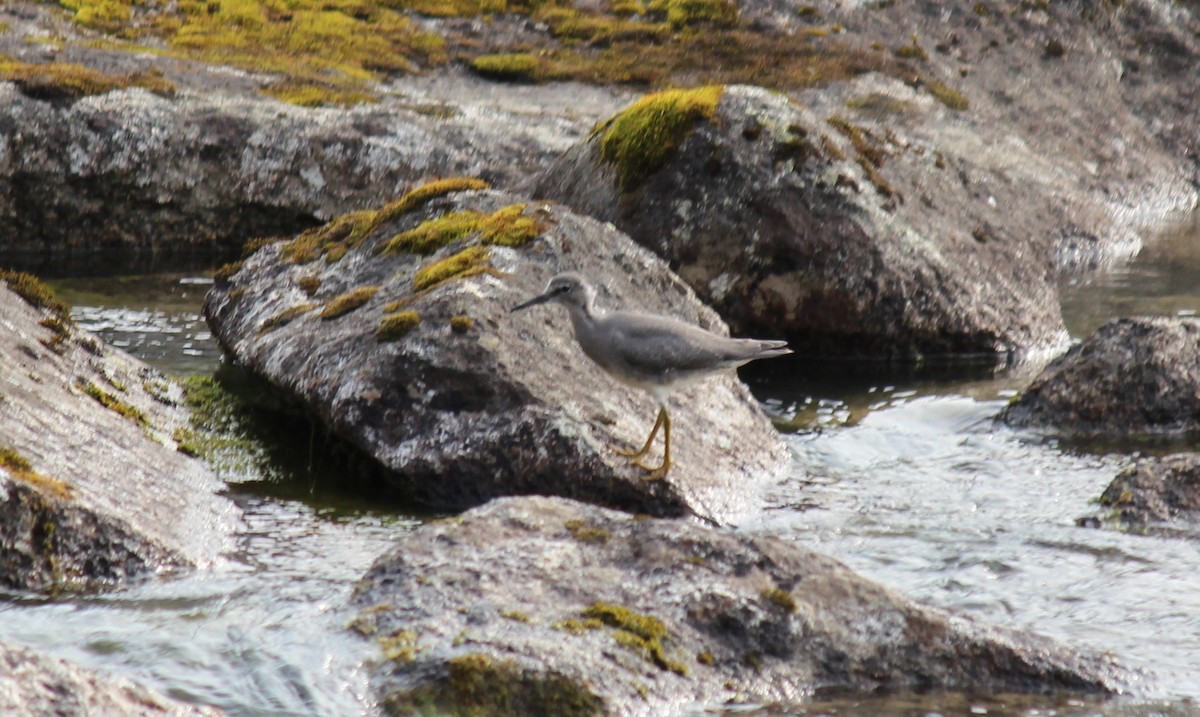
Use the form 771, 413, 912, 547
510, 272, 595, 314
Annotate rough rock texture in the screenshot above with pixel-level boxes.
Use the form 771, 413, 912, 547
531, 84, 1073, 359
204, 189, 788, 523
1080, 453, 1200, 531
0, 639, 223, 716
0, 76, 621, 264
1001, 317, 1200, 435
351, 496, 1125, 717
0, 282, 236, 592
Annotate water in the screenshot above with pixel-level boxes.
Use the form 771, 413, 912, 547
2, 220, 1200, 716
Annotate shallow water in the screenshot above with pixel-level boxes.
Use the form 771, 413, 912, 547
1, 221, 1198, 715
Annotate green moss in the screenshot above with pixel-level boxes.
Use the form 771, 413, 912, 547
321, 286, 379, 320
500, 609, 531, 623
379, 178, 491, 226
471, 53, 539, 81
379, 629, 421, 662
696, 650, 714, 665
383, 652, 603, 717
564, 519, 612, 544
385, 210, 484, 255
213, 259, 244, 283
0, 447, 33, 474
449, 315, 474, 333
261, 302, 319, 331
38, 316, 72, 354
377, 310, 421, 342
554, 617, 604, 634
412, 246, 492, 292
0, 270, 71, 324
596, 85, 723, 191
894, 40, 928, 61
924, 78, 969, 111
79, 380, 149, 428
762, 586, 797, 612
479, 204, 542, 247
0, 56, 175, 99
262, 79, 378, 107
665, 0, 737, 28
297, 275, 322, 296
582, 602, 688, 676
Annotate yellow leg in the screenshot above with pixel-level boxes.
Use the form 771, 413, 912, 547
634, 411, 671, 480
613, 407, 666, 460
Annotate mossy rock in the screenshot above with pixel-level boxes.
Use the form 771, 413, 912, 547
596, 85, 724, 191
664, 0, 737, 28
412, 246, 492, 292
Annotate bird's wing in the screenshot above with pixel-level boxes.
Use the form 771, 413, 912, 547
604, 313, 758, 377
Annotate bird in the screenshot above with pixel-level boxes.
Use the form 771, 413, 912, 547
511, 272, 791, 480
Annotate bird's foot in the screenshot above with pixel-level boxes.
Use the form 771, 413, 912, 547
634, 459, 671, 481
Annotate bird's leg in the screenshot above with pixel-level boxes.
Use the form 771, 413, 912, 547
634, 410, 672, 480
612, 407, 666, 460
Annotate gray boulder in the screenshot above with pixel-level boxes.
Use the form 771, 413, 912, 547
204, 186, 788, 523
530, 84, 1070, 359
0, 277, 236, 592
0, 639, 222, 716
1001, 317, 1200, 436
351, 496, 1124, 717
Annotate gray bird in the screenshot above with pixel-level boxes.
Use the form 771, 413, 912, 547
511, 272, 791, 479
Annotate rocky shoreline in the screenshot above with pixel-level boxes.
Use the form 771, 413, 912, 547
2, 0, 1199, 713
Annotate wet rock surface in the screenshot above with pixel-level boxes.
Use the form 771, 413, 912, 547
1001, 317, 1200, 436
351, 496, 1125, 717
1081, 453, 1200, 532
531, 84, 1072, 358
204, 188, 789, 523
0, 639, 223, 716
0, 280, 236, 592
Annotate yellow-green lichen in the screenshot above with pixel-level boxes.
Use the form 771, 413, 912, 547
321, 286, 379, 320
412, 246, 492, 292
382, 652, 603, 717
262, 79, 379, 107
0, 270, 71, 323
261, 302, 319, 331
923, 78, 969, 111
379, 629, 421, 662
297, 275, 322, 296
500, 609, 531, 623
471, 53, 539, 81
0, 56, 176, 99
665, 0, 737, 28
582, 602, 688, 676
0, 447, 73, 501
79, 380, 149, 428
762, 585, 797, 612
385, 210, 484, 255
564, 519, 612, 544
449, 315, 474, 333
554, 617, 604, 634
376, 310, 421, 342
596, 85, 723, 191
478, 204, 541, 247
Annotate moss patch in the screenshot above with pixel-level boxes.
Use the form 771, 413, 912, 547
471, 53, 539, 81
665, 0, 737, 28
0, 55, 175, 100
385, 210, 485, 255
261, 302, 319, 331
0, 270, 71, 324
379, 629, 421, 662
564, 519, 611, 544
596, 85, 723, 191
321, 286, 379, 320
79, 380, 149, 428
449, 315, 474, 333
412, 246, 492, 292
923, 78, 969, 111
762, 585, 797, 612
582, 602, 688, 676
262, 79, 379, 107
297, 275, 322, 296
0, 447, 73, 501
377, 310, 421, 341
383, 652, 603, 717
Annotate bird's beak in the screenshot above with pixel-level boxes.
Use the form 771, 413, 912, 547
510, 290, 554, 313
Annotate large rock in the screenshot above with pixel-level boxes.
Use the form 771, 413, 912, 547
1080, 453, 1200, 533
350, 496, 1124, 717
530, 84, 1072, 359
1001, 317, 1200, 435
0, 276, 236, 592
204, 186, 789, 523
0, 74, 612, 264
0, 639, 222, 716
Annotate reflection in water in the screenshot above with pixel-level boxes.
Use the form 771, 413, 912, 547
5, 217, 1200, 716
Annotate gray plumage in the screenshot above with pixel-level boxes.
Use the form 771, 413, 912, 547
511, 272, 791, 479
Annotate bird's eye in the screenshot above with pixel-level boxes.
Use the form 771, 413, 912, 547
554, 284, 570, 294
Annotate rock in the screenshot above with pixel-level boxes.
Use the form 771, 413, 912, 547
0, 639, 223, 716
529, 84, 1072, 359
1000, 317, 1200, 436
0, 275, 236, 592
203, 185, 788, 523
1080, 453, 1200, 532
0, 75, 607, 265
350, 496, 1125, 717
